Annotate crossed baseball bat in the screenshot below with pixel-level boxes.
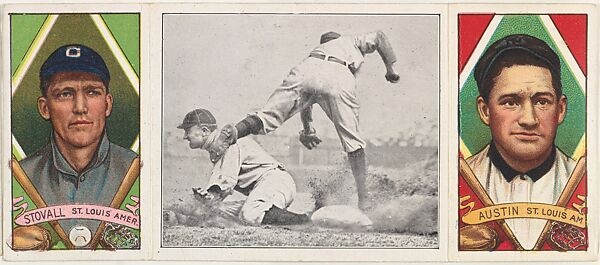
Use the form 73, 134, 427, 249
533, 156, 586, 250
89, 157, 140, 250
11, 156, 140, 250
459, 156, 586, 251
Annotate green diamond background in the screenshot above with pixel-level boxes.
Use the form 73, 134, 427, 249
11, 14, 140, 156
459, 15, 586, 158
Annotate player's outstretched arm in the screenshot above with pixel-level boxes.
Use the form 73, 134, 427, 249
357, 31, 400, 83
372, 30, 398, 67
374, 31, 401, 83
300, 105, 314, 132
299, 106, 322, 150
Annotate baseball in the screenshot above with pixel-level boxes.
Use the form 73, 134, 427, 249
69, 226, 92, 248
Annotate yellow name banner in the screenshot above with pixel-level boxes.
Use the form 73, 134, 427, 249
462, 203, 586, 228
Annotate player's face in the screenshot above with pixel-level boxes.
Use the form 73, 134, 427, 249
38, 72, 113, 149
183, 125, 210, 149
477, 65, 566, 166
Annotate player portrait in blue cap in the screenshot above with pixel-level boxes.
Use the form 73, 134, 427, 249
9, 14, 141, 251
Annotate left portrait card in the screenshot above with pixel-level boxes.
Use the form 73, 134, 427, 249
2, 4, 151, 260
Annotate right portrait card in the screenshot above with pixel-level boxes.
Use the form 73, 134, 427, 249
451, 4, 598, 261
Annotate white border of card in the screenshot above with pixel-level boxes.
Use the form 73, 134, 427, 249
151, 3, 449, 262
1, 3, 152, 261
1, 1, 598, 263
448, 3, 598, 262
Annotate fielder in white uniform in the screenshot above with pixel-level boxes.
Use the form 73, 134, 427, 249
467, 34, 575, 249
210, 30, 401, 210
178, 109, 309, 226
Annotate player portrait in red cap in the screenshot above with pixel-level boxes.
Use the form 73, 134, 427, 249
9, 14, 141, 251
458, 14, 588, 252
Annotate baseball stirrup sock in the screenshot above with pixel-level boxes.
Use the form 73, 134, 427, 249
235, 115, 263, 139
261, 206, 310, 225
348, 148, 368, 207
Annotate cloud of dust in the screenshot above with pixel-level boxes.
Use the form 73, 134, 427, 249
163, 194, 242, 228
306, 159, 438, 234
367, 195, 437, 234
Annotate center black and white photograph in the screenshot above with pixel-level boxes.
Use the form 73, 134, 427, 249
161, 13, 440, 248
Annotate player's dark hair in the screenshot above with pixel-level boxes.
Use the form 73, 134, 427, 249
479, 49, 562, 102
40, 78, 52, 97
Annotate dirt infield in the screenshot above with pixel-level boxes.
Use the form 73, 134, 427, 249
162, 150, 438, 248
162, 225, 438, 247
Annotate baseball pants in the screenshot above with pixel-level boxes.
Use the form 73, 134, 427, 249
253, 56, 367, 153
233, 168, 297, 225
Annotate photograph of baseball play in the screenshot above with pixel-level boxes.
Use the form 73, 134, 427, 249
161, 13, 440, 248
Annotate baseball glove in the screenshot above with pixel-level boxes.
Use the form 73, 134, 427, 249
299, 128, 322, 150
459, 224, 498, 251
548, 221, 587, 251
12, 225, 52, 251
103, 223, 140, 249
208, 124, 238, 163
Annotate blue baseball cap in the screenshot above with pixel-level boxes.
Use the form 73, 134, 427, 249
40, 44, 110, 89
